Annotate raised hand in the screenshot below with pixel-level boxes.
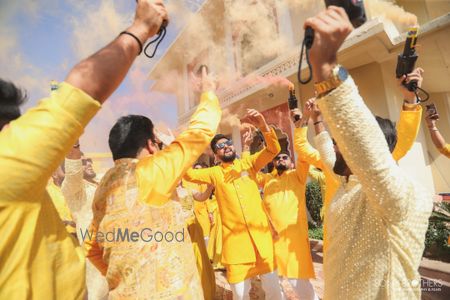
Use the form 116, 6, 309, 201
304, 6, 353, 82
398, 67, 424, 102
133, 0, 169, 40
245, 109, 270, 132
290, 108, 303, 128
242, 128, 253, 148
190, 66, 217, 93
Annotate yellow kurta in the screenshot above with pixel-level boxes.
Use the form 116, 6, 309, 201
176, 185, 216, 300
47, 180, 77, 237
185, 129, 281, 283
0, 82, 100, 299
317, 76, 433, 300
206, 196, 224, 268
184, 180, 212, 237
295, 126, 339, 253
84, 91, 221, 299
253, 127, 315, 279
392, 104, 422, 161
438, 144, 450, 158
186, 217, 216, 300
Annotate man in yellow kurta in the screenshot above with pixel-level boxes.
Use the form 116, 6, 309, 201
246, 111, 318, 300
184, 109, 284, 300
84, 69, 221, 299
176, 181, 216, 300
47, 179, 78, 238
305, 8, 432, 299
0, 2, 168, 298
184, 162, 215, 241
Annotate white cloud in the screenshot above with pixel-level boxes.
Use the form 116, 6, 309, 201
0, 27, 50, 108
68, 0, 132, 60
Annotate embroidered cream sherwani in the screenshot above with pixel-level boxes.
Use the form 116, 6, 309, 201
84, 91, 221, 299
316, 76, 433, 300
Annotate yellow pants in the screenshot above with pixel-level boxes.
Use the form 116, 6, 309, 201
225, 243, 275, 284
187, 217, 215, 300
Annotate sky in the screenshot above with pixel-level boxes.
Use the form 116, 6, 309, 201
0, 0, 204, 153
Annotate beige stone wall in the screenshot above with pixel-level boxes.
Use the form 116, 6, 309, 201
397, 0, 450, 24
168, 0, 450, 194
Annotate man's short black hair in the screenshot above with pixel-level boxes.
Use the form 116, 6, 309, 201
375, 116, 397, 153
210, 134, 229, 153
108, 115, 155, 160
276, 149, 291, 157
0, 79, 28, 129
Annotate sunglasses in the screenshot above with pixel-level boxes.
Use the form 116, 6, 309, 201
275, 155, 289, 161
215, 140, 233, 150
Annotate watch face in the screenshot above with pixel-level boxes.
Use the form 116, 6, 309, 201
337, 67, 348, 81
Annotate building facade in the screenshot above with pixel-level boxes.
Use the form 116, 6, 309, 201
149, 0, 450, 194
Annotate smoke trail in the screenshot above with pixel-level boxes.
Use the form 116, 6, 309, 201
365, 0, 418, 31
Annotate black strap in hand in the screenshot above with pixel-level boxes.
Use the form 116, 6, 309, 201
297, 27, 314, 84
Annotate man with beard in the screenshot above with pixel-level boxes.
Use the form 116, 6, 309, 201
184, 109, 284, 300
298, 65, 426, 255
305, 6, 433, 299
62, 142, 108, 300
84, 67, 221, 299
243, 111, 318, 300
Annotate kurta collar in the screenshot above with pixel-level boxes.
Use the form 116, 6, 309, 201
114, 158, 139, 165
340, 174, 359, 191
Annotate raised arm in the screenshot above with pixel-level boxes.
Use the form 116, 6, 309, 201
241, 109, 281, 173
185, 167, 216, 186
137, 71, 222, 205
425, 110, 450, 158
239, 129, 271, 188
392, 68, 424, 161
0, 1, 168, 201
291, 105, 324, 169
66, 0, 167, 103
61, 141, 84, 203
392, 104, 422, 161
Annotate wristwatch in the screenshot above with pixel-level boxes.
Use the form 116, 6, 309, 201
314, 65, 348, 97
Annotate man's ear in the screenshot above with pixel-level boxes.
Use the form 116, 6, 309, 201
147, 139, 157, 155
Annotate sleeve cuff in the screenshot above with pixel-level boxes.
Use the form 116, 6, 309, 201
65, 158, 83, 175
314, 131, 331, 146
294, 126, 308, 138
316, 76, 356, 111
55, 82, 101, 128
200, 91, 220, 104
262, 127, 276, 137
402, 104, 422, 112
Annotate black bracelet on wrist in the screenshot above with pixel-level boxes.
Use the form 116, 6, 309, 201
119, 31, 143, 55
313, 120, 323, 125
